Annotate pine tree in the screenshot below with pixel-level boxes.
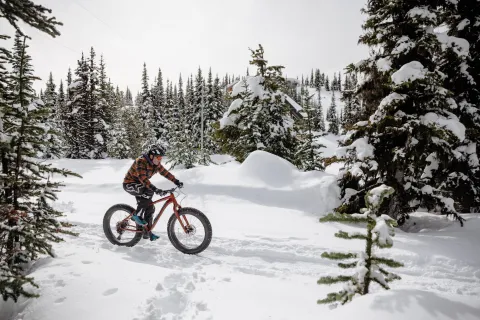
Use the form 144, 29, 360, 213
42, 72, 62, 158
332, 73, 338, 91
151, 68, 166, 143
318, 185, 403, 307
338, 72, 342, 92
310, 69, 314, 86
442, 0, 480, 212
0, 33, 79, 302
125, 87, 133, 106
0, 0, 62, 37
66, 53, 89, 158
314, 69, 321, 91
336, 0, 466, 225
216, 44, 296, 162
325, 75, 330, 91
295, 85, 325, 171
327, 91, 339, 135
316, 94, 326, 132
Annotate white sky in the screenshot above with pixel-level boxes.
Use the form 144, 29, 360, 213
1, 0, 369, 96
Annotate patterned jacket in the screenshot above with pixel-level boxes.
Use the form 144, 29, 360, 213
123, 155, 176, 189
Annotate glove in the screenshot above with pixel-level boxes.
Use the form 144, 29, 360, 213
174, 179, 184, 188
150, 185, 162, 195
155, 189, 165, 195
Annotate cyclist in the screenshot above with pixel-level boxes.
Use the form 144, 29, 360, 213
123, 144, 183, 241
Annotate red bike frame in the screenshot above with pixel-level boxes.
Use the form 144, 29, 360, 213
120, 192, 190, 233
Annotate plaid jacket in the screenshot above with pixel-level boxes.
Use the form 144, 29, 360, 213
123, 155, 176, 189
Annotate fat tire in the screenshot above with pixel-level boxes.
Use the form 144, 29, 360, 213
167, 207, 212, 255
103, 204, 143, 247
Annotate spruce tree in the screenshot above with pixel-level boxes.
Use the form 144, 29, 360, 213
151, 68, 166, 143
442, 0, 480, 212
327, 91, 339, 135
216, 45, 296, 162
125, 87, 133, 106
318, 185, 403, 307
336, 0, 466, 225
325, 75, 330, 91
66, 53, 89, 158
42, 72, 62, 158
0, 0, 62, 37
295, 85, 325, 171
0, 33, 79, 302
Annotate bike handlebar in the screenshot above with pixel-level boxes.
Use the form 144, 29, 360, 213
156, 187, 180, 196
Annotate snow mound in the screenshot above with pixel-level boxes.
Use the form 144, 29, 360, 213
330, 289, 480, 320
239, 150, 297, 188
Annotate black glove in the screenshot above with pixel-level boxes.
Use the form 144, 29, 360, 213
155, 189, 165, 195
150, 185, 163, 195
174, 179, 183, 188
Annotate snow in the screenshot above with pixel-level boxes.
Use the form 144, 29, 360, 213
1, 153, 480, 319
94, 134, 104, 144
392, 36, 415, 55
336, 137, 374, 161
420, 112, 466, 141
407, 7, 437, 21
391, 61, 427, 85
331, 289, 480, 320
366, 184, 394, 208
457, 18, 470, 31
285, 95, 302, 112
377, 57, 392, 72
436, 33, 470, 57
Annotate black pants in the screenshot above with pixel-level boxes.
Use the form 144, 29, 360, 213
123, 183, 155, 225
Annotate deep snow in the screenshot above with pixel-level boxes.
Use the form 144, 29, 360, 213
0, 150, 479, 320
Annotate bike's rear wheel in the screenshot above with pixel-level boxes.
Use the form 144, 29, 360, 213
103, 204, 143, 247
167, 207, 212, 254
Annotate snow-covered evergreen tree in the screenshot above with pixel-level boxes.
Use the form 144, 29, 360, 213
441, 0, 480, 212
326, 91, 339, 135
151, 68, 166, 143
318, 185, 403, 307
325, 75, 330, 91
336, 0, 467, 225
41, 72, 62, 158
295, 85, 325, 171
0, 33, 79, 302
125, 87, 133, 106
66, 53, 89, 158
216, 44, 296, 162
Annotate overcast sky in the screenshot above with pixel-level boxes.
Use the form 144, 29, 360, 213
1, 0, 369, 95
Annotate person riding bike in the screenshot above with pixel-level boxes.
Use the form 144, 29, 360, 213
123, 144, 183, 241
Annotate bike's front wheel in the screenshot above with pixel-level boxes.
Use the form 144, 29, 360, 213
167, 207, 212, 254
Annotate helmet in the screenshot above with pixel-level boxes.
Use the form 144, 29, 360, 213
148, 144, 166, 157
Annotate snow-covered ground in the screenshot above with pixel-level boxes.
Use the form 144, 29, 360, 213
1, 150, 479, 320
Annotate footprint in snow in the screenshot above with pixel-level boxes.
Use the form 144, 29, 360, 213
103, 288, 119, 296
54, 297, 66, 304
81, 260, 93, 264
55, 280, 66, 287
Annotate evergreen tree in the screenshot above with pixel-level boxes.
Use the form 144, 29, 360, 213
125, 87, 133, 106
318, 185, 403, 307
151, 68, 166, 143
87, 48, 107, 159
0, 33, 79, 302
332, 73, 338, 91
326, 91, 339, 135
310, 69, 314, 86
442, 0, 480, 212
42, 72, 62, 158
0, 0, 62, 37
338, 72, 342, 91
295, 85, 325, 171
336, 0, 466, 225
316, 94, 325, 132
216, 44, 296, 162
66, 53, 89, 158
325, 75, 330, 91
314, 69, 321, 91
